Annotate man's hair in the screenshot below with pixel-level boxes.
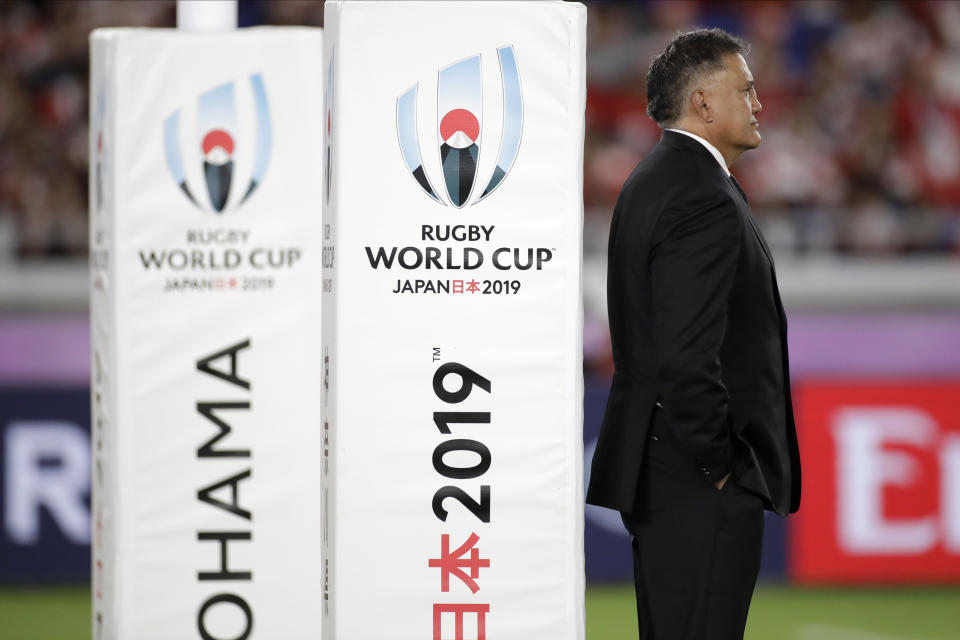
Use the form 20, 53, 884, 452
646, 28, 748, 127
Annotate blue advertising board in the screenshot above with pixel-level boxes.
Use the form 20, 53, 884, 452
0, 387, 90, 583
0, 379, 786, 584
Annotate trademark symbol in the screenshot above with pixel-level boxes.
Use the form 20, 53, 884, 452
433, 347, 441, 362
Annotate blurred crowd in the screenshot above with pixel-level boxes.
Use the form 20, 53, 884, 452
586, 0, 960, 257
2, 1, 959, 263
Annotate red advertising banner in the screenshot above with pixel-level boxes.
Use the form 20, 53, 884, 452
791, 381, 960, 583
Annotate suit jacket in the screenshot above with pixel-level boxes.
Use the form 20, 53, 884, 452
586, 130, 801, 517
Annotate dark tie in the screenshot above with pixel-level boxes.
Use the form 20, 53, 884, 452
729, 174, 749, 205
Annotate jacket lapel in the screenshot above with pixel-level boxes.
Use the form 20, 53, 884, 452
729, 175, 776, 270
728, 175, 788, 331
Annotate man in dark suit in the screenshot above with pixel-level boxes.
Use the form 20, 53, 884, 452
586, 28, 801, 640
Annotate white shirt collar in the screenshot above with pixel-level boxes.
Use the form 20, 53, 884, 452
665, 128, 730, 177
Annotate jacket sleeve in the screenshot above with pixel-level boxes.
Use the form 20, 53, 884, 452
649, 185, 741, 483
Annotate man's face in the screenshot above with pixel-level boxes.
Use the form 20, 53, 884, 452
705, 53, 762, 155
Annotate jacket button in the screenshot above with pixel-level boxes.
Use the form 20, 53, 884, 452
648, 434, 660, 441
697, 464, 711, 476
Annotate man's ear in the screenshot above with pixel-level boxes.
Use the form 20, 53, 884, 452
692, 89, 713, 123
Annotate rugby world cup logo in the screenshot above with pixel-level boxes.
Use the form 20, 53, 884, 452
324, 49, 334, 205
397, 45, 523, 208
93, 85, 105, 215
163, 73, 271, 213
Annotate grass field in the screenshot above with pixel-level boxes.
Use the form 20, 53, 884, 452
587, 584, 960, 640
1, 584, 958, 639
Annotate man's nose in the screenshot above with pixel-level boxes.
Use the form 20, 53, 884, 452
753, 93, 762, 114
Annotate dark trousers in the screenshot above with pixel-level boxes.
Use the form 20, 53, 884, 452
620, 432, 765, 640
